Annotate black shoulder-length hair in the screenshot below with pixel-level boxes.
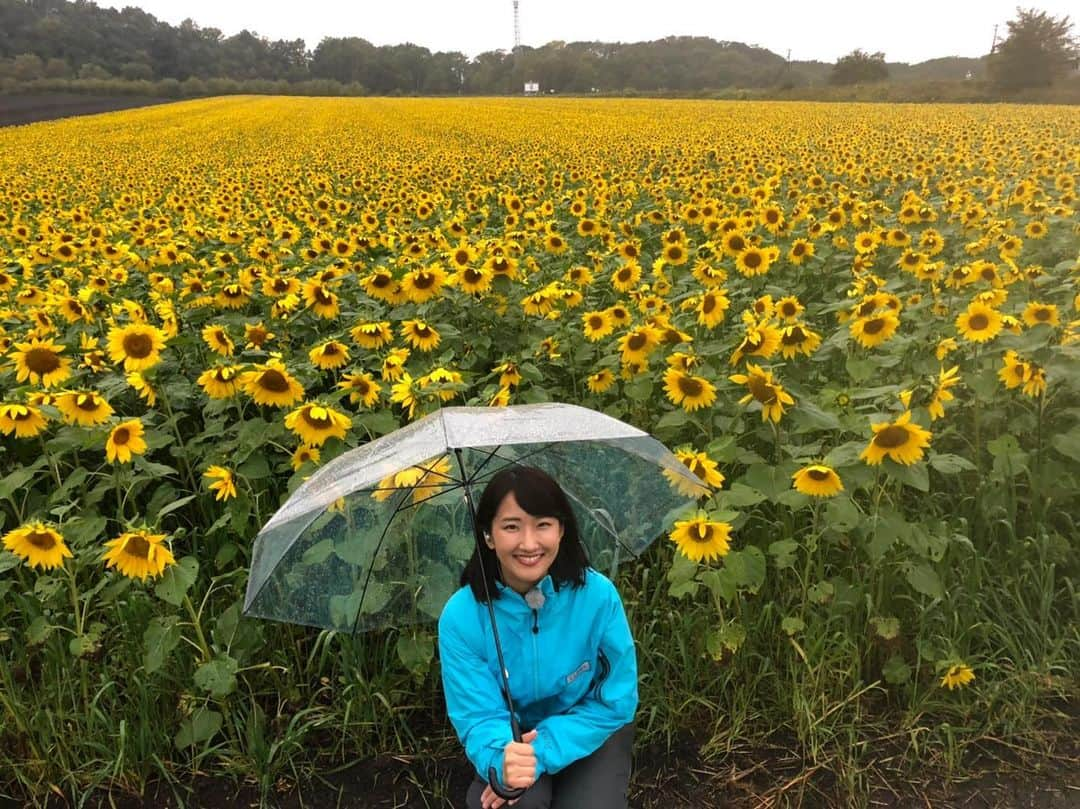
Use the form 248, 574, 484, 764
461, 464, 588, 602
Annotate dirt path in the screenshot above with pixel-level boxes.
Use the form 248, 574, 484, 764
0, 94, 172, 127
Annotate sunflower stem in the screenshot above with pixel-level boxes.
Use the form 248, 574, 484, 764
157, 383, 201, 499
38, 435, 62, 490
182, 594, 213, 664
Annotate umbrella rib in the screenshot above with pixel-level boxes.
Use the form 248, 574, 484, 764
348, 488, 414, 637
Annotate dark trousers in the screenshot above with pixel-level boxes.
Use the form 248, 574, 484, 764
465, 723, 634, 809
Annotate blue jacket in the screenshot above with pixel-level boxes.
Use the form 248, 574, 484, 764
438, 568, 638, 786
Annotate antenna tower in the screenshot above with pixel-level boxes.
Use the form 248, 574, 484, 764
513, 1, 521, 50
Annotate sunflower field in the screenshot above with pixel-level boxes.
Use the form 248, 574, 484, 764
1, 97, 1078, 802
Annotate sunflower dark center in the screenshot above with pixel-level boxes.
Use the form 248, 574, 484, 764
112, 427, 131, 445
871, 422, 914, 449
747, 376, 777, 404
302, 410, 332, 429
667, 246, 684, 260
314, 289, 334, 305
1033, 308, 1050, 321
27, 530, 57, 550
77, 395, 102, 411
323, 344, 341, 356
371, 274, 392, 288
122, 332, 154, 358
792, 243, 806, 256
969, 314, 989, 331
25, 347, 61, 374
782, 327, 807, 345
223, 286, 244, 298
781, 303, 797, 317
258, 369, 291, 393
702, 295, 717, 314
863, 318, 885, 335
463, 269, 484, 283
743, 252, 762, 268
454, 250, 470, 265
677, 376, 704, 397
124, 535, 151, 558
689, 524, 714, 543
627, 334, 647, 351
588, 315, 604, 329
617, 268, 633, 282
807, 468, 830, 481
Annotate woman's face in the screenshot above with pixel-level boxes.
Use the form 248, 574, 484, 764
486, 490, 563, 595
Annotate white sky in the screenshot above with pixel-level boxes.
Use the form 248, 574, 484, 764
93, 1, 1076, 64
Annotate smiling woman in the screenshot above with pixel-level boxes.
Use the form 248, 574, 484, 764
440, 465, 637, 809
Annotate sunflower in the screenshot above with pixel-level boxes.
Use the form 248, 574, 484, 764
735, 246, 775, 277
787, 238, 815, 265
611, 262, 642, 292
201, 324, 235, 357
104, 323, 165, 372
729, 363, 795, 423
927, 365, 961, 421
239, 359, 305, 407
381, 347, 411, 382
372, 455, 453, 505
3, 522, 72, 570
670, 448, 725, 492
204, 465, 238, 501
285, 401, 351, 446
696, 290, 730, 329
454, 265, 495, 295
586, 368, 616, 394
56, 390, 113, 426
619, 326, 663, 366
285, 445, 319, 473
302, 279, 340, 319
0, 403, 49, 438
1022, 302, 1059, 328
484, 254, 520, 280
12, 338, 72, 387
401, 320, 442, 352
350, 321, 394, 350
940, 663, 975, 690
338, 372, 382, 408
402, 264, 448, 304
493, 362, 522, 388
102, 528, 175, 581
792, 465, 844, 497
197, 365, 240, 399
779, 323, 822, 358
669, 514, 732, 563
850, 311, 900, 349
105, 419, 147, 464
360, 269, 399, 303
955, 302, 1003, 343
860, 411, 932, 466
582, 310, 615, 342
244, 322, 275, 349
543, 232, 568, 254
661, 242, 689, 266
309, 340, 350, 370
775, 296, 804, 322
729, 322, 781, 365
663, 368, 717, 412
446, 242, 478, 270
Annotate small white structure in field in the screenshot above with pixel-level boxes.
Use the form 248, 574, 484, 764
524, 81, 540, 95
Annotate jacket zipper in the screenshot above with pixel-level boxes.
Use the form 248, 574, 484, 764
531, 608, 540, 703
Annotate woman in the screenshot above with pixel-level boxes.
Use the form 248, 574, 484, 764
438, 465, 637, 809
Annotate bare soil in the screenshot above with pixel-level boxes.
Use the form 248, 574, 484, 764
7, 721, 1076, 809
0, 94, 171, 127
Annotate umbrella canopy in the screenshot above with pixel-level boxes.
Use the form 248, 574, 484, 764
243, 402, 708, 633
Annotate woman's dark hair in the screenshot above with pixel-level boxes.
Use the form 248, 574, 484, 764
461, 465, 588, 602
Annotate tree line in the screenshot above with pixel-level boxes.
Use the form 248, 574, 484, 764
0, 0, 1075, 95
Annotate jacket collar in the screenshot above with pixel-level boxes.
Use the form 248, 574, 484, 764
493, 574, 556, 609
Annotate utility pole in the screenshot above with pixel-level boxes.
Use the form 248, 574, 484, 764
990, 24, 999, 54
513, 1, 521, 51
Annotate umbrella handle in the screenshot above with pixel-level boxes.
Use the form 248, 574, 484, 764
487, 713, 528, 800
487, 769, 527, 801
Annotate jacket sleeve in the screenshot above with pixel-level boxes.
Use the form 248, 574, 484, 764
438, 600, 515, 787
529, 578, 638, 775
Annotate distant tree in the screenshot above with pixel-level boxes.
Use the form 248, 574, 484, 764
989, 8, 1077, 90
830, 49, 889, 84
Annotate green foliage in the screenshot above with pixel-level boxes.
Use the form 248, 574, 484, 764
830, 49, 889, 85
989, 8, 1079, 91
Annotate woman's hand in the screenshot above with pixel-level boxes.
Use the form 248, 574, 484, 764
500, 728, 539, 792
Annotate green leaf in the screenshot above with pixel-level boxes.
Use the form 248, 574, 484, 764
719, 482, 767, 508
706, 622, 746, 660
929, 453, 977, 474
174, 707, 222, 750
740, 464, 795, 501
701, 568, 736, 605
0, 466, 40, 502
885, 460, 929, 492
396, 631, 434, 674
666, 550, 700, 598
654, 408, 689, 436
0, 550, 20, 574
781, 616, 805, 636
1050, 429, 1080, 463
134, 458, 179, 478
871, 616, 901, 640
807, 580, 835, 605
768, 539, 799, 570
154, 556, 199, 606
62, 513, 107, 549
26, 616, 54, 645
156, 494, 198, 521
883, 654, 911, 685
194, 654, 239, 698
623, 376, 653, 402
723, 546, 766, 593
143, 616, 182, 674
905, 563, 944, 600
237, 453, 270, 479
824, 497, 861, 532
790, 399, 841, 432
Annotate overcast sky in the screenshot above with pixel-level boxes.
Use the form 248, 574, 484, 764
93, 1, 1076, 64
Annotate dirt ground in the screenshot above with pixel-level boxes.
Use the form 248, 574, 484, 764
0, 94, 171, 127
7, 723, 1076, 809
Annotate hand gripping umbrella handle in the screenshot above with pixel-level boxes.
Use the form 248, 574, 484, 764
487, 713, 528, 800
